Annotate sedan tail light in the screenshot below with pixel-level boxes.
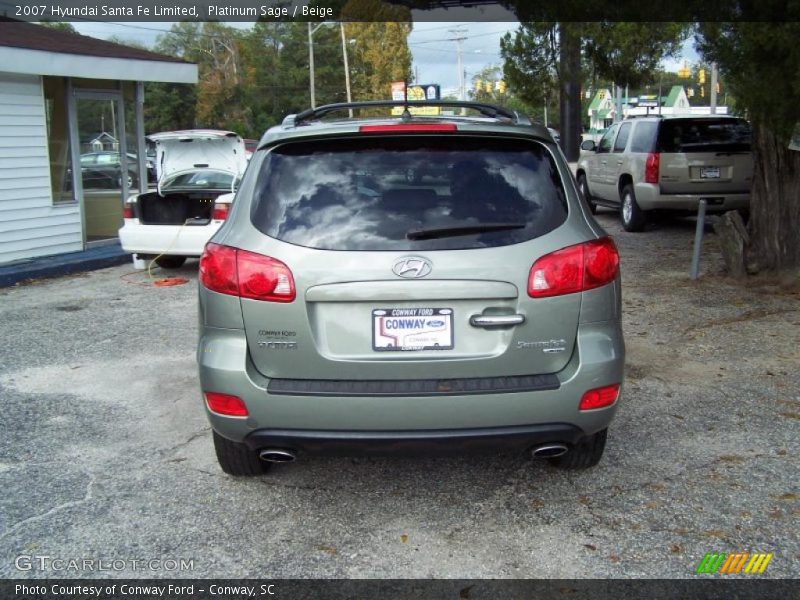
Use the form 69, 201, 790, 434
200, 243, 295, 303
122, 205, 134, 219
212, 203, 230, 220
528, 237, 619, 298
645, 152, 660, 184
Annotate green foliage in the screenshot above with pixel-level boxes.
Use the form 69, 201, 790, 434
499, 23, 559, 109
582, 23, 688, 89
37, 22, 77, 33
501, 22, 688, 99
145, 12, 412, 138
697, 22, 800, 142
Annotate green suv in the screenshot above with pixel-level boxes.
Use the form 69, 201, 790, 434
197, 101, 625, 475
577, 115, 753, 231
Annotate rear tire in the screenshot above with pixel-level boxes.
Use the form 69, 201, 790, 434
577, 173, 597, 214
549, 429, 607, 470
154, 255, 186, 269
213, 431, 270, 476
620, 184, 646, 232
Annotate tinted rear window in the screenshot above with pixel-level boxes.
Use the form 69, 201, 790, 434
250, 136, 568, 251
657, 118, 751, 153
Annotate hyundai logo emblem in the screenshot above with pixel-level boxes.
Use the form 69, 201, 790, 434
392, 256, 432, 278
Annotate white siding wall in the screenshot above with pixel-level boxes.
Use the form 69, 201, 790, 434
0, 73, 82, 264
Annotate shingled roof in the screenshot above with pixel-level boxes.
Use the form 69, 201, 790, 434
0, 18, 188, 64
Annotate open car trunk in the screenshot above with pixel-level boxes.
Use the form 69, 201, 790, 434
136, 190, 229, 225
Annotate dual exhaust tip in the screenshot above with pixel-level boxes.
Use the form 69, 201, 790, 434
259, 449, 296, 463
259, 444, 568, 462
530, 443, 568, 458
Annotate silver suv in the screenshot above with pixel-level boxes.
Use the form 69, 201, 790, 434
197, 101, 625, 475
577, 116, 753, 231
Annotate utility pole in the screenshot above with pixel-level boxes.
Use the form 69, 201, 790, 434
448, 27, 467, 102
308, 22, 325, 109
340, 22, 352, 116
710, 62, 718, 115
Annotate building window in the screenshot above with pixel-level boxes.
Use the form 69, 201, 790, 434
43, 77, 74, 204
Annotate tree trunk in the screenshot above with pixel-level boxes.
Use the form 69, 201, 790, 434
558, 23, 582, 162
746, 124, 800, 273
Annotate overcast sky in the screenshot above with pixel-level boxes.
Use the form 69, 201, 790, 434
71, 17, 698, 93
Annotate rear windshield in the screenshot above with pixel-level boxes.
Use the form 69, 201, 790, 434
250, 136, 567, 251
163, 170, 235, 191
657, 118, 751, 153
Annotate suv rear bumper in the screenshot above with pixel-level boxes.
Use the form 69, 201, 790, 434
634, 183, 750, 211
243, 424, 584, 456
198, 320, 625, 451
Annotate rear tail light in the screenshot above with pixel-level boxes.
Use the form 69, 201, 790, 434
359, 123, 457, 133
205, 392, 248, 417
645, 152, 660, 183
528, 237, 619, 298
579, 384, 620, 411
212, 203, 229, 220
123, 204, 134, 219
199, 242, 295, 303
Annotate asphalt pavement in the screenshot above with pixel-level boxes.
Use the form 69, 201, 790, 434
0, 213, 797, 579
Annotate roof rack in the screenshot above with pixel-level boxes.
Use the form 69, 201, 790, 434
289, 101, 530, 127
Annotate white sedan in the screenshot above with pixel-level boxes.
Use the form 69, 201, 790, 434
119, 130, 248, 269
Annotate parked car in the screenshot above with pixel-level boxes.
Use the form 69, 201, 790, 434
197, 101, 625, 476
576, 115, 753, 231
72, 151, 156, 190
119, 130, 248, 269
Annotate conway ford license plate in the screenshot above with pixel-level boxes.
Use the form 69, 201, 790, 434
700, 166, 721, 179
372, 308, 453, 351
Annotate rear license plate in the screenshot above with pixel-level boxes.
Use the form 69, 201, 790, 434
700, 166, 721, 179
372, 308, 453, 351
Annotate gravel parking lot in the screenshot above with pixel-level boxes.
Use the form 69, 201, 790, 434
1, 212, 798, 579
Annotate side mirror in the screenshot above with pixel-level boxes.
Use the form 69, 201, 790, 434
580, 140, 597, 152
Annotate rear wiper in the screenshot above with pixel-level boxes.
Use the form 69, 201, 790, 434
406, 223, 526, 241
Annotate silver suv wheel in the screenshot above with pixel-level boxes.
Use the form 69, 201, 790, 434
620, 184, 646, 232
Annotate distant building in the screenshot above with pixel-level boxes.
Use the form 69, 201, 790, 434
0, 18, 196, 264
587, 89, 615, 136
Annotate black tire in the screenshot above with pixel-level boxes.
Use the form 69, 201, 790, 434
549, 429, 608, 470
154, 255, 186, 269
620, 184, 646, 232
576, 173, 597, 214
213, 431, 270, 476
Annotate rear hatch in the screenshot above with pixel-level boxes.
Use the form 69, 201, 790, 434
657, 117, 753, 195
240, 133, 583, 381
150, 130, 247, 185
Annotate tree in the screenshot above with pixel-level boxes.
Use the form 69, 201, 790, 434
342, 1, 413, 101
500, 22, 688, 159
468, 65, 505, 105
697, 20, 800, 273
37, 22, 76, 33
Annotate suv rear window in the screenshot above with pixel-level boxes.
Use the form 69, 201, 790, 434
251, 136, 568, 251
657, 118, 751, 153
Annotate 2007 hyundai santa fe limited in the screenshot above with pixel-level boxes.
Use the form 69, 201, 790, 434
196, 101, 625, 476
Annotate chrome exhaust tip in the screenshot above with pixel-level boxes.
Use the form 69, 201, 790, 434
259, 449, 297, 463
531, 443, 568, 458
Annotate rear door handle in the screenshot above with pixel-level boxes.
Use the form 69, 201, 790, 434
470, 314, 526, 327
